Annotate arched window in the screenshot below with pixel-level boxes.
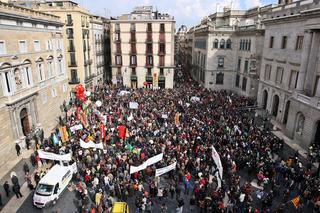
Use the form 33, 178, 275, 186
220, 39, 225, 49
213, 39, 219, 49
248, 39, 251, 51
226, 39, 232, 49
47, 56, 54, 78
296, 113, 305, 134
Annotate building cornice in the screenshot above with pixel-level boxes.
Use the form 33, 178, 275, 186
0, 12, 63, 26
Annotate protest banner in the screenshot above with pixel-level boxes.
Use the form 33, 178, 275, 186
129, 102, 139, 109
130, 163, 147, 174
70, 124, 83, 132
80, 139, 104, 150
38, 150, 71, 161
155, 162, 177, 177
145, 153, 163, 167
59, 126, 69, 143
212, 146, 223, 188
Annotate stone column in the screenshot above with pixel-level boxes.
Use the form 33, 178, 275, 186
296, 30, 313, 93
305, 32, 320, 96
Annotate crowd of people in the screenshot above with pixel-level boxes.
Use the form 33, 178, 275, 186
23, 73, 320, 213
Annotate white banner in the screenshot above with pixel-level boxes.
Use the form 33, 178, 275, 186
212, 146, 223, 188
38, 150, 71, 161
145, 153, 163, 167
119, 90, 130, 96
130, 164, 147, 174
155, 162, 177, 177
129, 102, 139, 109
161, 114, 168, 119
80, 139, 104, 150
191, 96, 200, 102
70, 124, 83, 132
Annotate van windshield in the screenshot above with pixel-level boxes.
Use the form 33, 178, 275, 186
36, 184, 54, 196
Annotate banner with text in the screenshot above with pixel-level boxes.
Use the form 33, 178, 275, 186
155, 162, 177, 177
38, 150, 72, 161
80, 139, 104, 150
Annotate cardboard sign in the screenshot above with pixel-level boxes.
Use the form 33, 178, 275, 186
129, 102, 139, 109
38, 150, 71, 161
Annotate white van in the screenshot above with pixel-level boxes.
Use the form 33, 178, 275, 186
33, 162, 77, 208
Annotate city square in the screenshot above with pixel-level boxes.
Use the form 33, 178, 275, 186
0, 0, 319, 213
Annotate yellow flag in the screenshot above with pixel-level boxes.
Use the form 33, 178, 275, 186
291, 196, 300, 209
59, 126, 69, 143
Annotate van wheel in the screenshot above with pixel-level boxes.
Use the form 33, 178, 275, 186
52, 199, 57, 206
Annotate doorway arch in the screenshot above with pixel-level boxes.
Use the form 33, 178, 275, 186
20, 108, 30, 136
314, 120, 320, 146
272, 95, 280, 117
283, 100, 290, 125
262, 90, 268, 109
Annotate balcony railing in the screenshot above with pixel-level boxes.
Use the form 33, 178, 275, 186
145, 63, 153, 67
146, 75, 153, 81
68, 46, 75, 52
84, 59, 93, 66
67, 33, 74, 39
66, 20, 73, 26
131, 75, 137, 81
69, 77, 80, 84
68, 62, 77, 67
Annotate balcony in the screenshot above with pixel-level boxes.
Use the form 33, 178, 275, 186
84, 59, 93, 66
158, 51, 166, 56
159, 34, 166, 43
130, 37, 137, 43
69, 77, 80, 84
146, 50, 153, 55
85, 74, 96, 83
146, 75, 153, 82
97, 62, 105, 67
68, 62, 77, 67
145, 63, 153, 68
66, 20, 73, 26
68, 46, 75, 52
130, 63, 137, 68
131, 75, 137, 81
158, 75, 165, 82
158, 62, 165, 68
114, 39, 121, 43
67, 33, 74, 39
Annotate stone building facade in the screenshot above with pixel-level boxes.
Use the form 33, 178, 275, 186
110, 6, 175, 89
0, 1, 68, 166
90, 15, 105, 85
33, 1, 97, 89
191, 6, 271, 97
258, 0, 320, 149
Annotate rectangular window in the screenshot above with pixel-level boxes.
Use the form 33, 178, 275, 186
264, 64, 271, 81
276, 67, 284, 84
147, 23, 152, 31
19, 40, 27, 53
132, 68, 136, 75
38, 63, 45, 81
25, 67, 31, 85
269, 36, 274, 48
51, 88, 57, 97
237, 58, 241, 72
115, 23, 120, 31
159, 43, 165, 54
130, 55, 136, 65
160, 23, 165, 32
281, 36, 287, 49
70, 52, 76, 66
160, 68, 164, 75
116, 55, 122, 65
159, 56, 165, 66
295, 36, 304, 50
235, 74, 240, 87
242, 77, 247, 91
244, 60, 249, 73
147, 56, 153, 65
0, 41, 6, 54
147, 43, 152, 54
33, 40, 40, 52
67, 14, 72, 25
216, 73, 224, 85
289, 70, 298, 89
217, 57, 224, 68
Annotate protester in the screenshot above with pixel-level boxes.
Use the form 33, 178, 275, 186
3, 181, 10, 197
15, 143, 21, 156
26, 72, 319, 212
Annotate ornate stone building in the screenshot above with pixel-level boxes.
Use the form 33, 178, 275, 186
0, 1, 68, 166
258, 0, 320, 149
191, 6, 271, 97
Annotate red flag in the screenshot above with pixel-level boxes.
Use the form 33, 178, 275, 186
118, 125, 126, 139
76, 107, 81, 120
100, 124, 105, 139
